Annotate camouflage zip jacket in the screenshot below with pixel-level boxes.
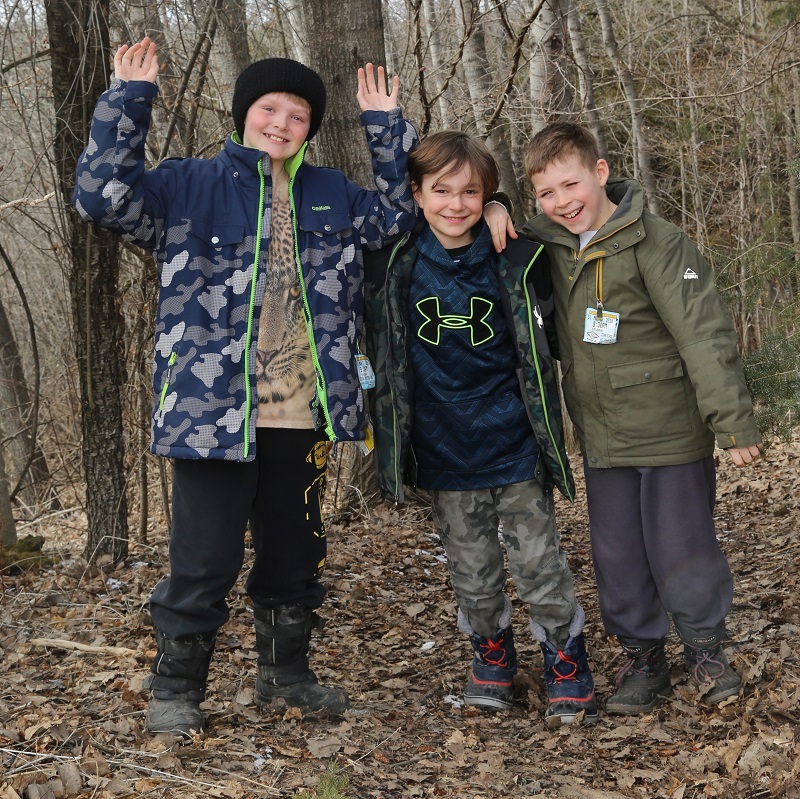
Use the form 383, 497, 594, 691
73, 78, 418, 461
364, 225, 575, 503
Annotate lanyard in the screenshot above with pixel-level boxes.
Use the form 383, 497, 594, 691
594, 257, 605, 319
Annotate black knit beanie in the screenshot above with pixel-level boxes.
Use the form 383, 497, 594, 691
231, 58, 327, 142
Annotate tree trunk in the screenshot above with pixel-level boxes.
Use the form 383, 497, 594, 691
454, 0, 522, 215
528, 0, 574, 135
304, 0, 389, 515
566, 3, 608, 160
44, 0, 129, 563
305, 0, 389, 185
421, 0, 455, 128
0, 435, 17, 547
0, 293, 56, 511
594, 0, 661, 215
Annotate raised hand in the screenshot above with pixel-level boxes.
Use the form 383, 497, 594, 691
114, 37, 159, 84
357, 63, 400, 112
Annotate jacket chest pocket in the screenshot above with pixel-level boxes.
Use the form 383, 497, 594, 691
607, 354, 693, 439
296, 209, 354, 239
188, 220, 247, 250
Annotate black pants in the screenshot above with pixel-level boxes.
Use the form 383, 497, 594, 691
150, 427, 329, 639
583, 456, 733, 641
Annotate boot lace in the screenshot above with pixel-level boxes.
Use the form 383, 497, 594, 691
479, 634, 510, 668
549, 649, 579, 683
690, 648, 726, 682
614, 652, 652, 688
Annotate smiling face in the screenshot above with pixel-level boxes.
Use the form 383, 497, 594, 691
413, 162, 485, 249
242, 92, 311, 168
530, 153, 617, 235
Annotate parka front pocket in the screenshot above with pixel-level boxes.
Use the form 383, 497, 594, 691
607, 355, 694, 439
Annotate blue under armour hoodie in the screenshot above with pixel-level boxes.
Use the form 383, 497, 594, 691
408, 223, 539, 490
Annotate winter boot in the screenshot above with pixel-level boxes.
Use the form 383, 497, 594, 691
606, 637, 671, 715
532, 609, 599, 727
253, 603, 350, 716
458, 601, 517, 711
145, 629, 216, 738
675, 623, 742, 703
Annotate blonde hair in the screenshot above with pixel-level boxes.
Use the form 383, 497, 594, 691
524, 123, 601, 178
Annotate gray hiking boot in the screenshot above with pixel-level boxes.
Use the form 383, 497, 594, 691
676, 623, 742, 703
253, 603, 350, 716
145, 630, 216, 738
606, 637, 671, 715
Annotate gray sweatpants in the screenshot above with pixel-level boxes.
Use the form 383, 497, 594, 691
583, 456, 733, 641
431, 478, 578, 643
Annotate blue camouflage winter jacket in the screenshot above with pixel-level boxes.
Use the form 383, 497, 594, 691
73, 78, 418, 461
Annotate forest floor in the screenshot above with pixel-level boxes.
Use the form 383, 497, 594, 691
1, 440, 799, 799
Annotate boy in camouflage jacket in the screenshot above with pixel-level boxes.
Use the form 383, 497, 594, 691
73, 37, 418, 737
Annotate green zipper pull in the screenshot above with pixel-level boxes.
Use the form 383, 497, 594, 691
158, 351, 178, 410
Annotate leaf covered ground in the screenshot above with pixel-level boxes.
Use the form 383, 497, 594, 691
1, 441, 799, 799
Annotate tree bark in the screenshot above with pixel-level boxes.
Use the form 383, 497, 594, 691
528, 0, 574, 135
421, 0, 455, 128
566, 3, 608, 160
44, 0, 129, 563
454, 0, 522, 215
0, 434, 17, 547
0, 292, 55, 511
594, 0, 661, 214
305, 0, 389, 185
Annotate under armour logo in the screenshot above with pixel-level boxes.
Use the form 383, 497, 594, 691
416, 296, 494, 346
533, 305, 543, 328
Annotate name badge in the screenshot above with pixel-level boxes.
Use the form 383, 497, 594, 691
583, 307, 620, 344
355, 353, 376, 389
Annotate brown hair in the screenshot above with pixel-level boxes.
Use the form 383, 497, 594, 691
523, 122, 601, 178
409, 131, 500, 200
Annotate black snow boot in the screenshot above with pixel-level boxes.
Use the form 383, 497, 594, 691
145, 630, 216, 738
463, 625, 518, 711
675, 623, 742, 703
606, 637, 671, 715
253, 603, 350, 716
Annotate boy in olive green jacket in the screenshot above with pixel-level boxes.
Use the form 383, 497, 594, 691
486, 122, 761, 716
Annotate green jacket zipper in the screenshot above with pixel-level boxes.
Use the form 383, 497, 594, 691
242, 158, 267, 458
285, 145, 335, 440
385, 232, 411, 503
522, 244, 573, 502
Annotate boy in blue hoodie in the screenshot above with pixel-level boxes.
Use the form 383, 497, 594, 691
365, 132, 597, 725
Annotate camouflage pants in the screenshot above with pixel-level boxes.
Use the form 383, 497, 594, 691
431, 478, 577, 642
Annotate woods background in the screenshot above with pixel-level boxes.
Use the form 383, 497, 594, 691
0, 0, 798, 559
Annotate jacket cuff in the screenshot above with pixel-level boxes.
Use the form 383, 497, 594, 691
487, 192, 513, 218
359, 107, 402, 127
715, 427, 762, 449
122, 79, 159, 101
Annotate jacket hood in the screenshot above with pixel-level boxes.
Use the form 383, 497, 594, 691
529, 178, 643, 250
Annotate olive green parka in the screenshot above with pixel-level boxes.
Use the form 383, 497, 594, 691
522, 178, 761, 469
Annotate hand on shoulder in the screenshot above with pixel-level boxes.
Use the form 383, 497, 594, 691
114, 37, 159, 84
356, 63, 400, 112
483, 201, 517, 253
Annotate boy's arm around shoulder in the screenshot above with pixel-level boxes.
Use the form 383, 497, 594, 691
637, 221, 762, 454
